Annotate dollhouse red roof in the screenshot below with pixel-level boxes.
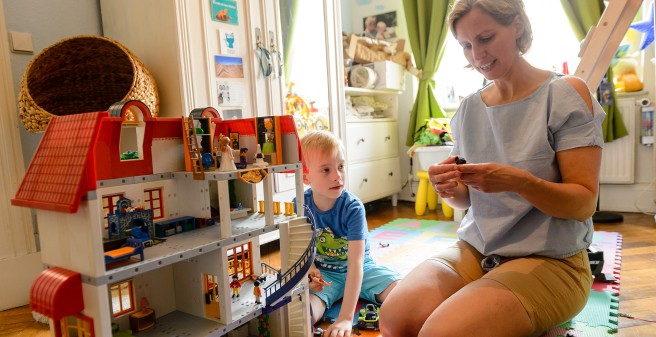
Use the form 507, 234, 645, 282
12, 112, 106, 213
30, 267, 84, 320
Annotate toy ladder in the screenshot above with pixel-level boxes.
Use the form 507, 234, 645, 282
182, 116, 205, 180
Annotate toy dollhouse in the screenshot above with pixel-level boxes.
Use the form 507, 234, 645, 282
12, 100, 316, 337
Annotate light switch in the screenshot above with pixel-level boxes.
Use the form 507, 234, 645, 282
9, 31, 34, 53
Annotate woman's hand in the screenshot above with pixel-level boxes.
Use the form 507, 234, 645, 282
457, 162, 526, 193
428, 156, 472, 210
428, 156, 464, 199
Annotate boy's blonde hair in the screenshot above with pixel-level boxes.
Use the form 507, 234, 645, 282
300, 130, 344, 173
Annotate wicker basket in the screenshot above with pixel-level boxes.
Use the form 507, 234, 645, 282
18, 35, 159, 132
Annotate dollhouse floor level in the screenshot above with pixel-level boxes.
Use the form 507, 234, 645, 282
93, 212, 298, 285
123, 280, 307, 337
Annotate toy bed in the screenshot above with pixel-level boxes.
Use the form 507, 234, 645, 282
104, 238, 144, 264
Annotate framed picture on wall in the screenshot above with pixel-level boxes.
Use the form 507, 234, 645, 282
362, 11, 398, 41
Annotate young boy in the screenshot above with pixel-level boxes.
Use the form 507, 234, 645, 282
299, 130, 400, 336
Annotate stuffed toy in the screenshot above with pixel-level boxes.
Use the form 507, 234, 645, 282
612, 45, 643, 93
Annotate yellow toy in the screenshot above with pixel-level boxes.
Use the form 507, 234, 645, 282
612, 55, 643, 92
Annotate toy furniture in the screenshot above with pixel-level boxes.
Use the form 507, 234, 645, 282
104, 238, 144, 264
129, 308, 156, 332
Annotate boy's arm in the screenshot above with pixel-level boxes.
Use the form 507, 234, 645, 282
331, 240, 365, 333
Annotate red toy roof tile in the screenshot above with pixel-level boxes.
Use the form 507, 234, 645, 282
30, 267, 84, 321
12, 112, 107, 213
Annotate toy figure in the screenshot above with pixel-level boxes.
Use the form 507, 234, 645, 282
236, 147, 248, 169
262, 118, 275, 154
253, 280, 262, 304
229, 275, 241, 298
218, 135, 237, 172
252, 144, 268, 168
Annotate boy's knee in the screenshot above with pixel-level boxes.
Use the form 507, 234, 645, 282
309, 294, 327, 324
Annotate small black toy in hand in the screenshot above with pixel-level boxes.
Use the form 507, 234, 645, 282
455, 156, 467, 164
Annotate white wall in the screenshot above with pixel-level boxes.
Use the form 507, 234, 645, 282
3, 0, 102, 166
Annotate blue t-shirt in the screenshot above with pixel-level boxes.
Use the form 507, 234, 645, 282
301, 189, 370, 272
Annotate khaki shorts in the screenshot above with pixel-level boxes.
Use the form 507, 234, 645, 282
429, 240, 592, 333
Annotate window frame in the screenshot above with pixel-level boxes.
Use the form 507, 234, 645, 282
110, 279, 135, 318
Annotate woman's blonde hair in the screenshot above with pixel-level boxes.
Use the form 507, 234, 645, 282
448, 0, 533, 54
300, 130, 344, 173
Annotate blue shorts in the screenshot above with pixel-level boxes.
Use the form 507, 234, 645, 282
311, 257, 401, 309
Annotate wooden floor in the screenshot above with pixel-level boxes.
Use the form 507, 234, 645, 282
2, 201, 655, 337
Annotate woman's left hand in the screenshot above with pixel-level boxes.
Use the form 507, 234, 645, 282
457, 162, 527, 193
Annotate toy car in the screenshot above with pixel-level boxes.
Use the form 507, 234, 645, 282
357, 303, 380, 330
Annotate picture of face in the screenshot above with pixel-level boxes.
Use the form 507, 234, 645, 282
361, 11, 398, 41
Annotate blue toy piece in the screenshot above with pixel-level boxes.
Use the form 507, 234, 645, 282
131, 225, 153, 247
236, 147, 248, 169
202, 152, 215, 168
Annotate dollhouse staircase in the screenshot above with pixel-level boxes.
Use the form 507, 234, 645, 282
287, 294, 311, 337
182, 116, 205, 180
263, 217, 315, 336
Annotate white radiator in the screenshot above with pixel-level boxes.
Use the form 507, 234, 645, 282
599, 93, 642, 184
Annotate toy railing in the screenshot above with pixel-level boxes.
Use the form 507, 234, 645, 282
261, 262, 280, 278
263, 221, 316, 308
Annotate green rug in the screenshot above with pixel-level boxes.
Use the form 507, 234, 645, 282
367, 219, 622, 337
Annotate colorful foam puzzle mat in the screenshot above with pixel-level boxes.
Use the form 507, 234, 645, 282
326, 219, 623, 336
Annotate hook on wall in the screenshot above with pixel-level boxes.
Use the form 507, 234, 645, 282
255, 28, 272, 77
269, 30, 283, 77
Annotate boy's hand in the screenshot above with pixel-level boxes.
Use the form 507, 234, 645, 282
308, 266, 325, 292
325, 318, 353, 337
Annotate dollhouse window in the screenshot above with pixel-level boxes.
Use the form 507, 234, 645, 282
120, 106, 146, 161
227, 243, 252, 280
110, 280, 135, 317
60, 314, 93, 337
103, 193, 124, 219
144, 188, 164, 219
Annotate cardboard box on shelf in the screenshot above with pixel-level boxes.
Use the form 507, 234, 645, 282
364, 61, 405, 91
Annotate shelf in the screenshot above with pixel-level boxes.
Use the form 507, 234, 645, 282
345, 116, 395, 123
345, 87, 402, 96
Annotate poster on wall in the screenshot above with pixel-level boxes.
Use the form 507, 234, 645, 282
217, 81, 245, 107
223, 109, 243, 120
362, 11, 397, 40
219, 29, 238, 55
214, 55, 244, 78
211, 0, 239, 25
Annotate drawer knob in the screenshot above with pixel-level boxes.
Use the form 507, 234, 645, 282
357, 138, 365, 144
385, 136, 391, 141
388, 172, 393, 176
363, 178, 368, 183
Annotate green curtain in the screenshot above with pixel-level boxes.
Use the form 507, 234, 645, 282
403, 0, 454, 146
280, 0, 300, 82
561, 0, 628, 142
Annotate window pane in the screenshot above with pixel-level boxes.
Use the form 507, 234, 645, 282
280, 0, 332, 134
110, 285, 120, 314
120, 282, 131, 309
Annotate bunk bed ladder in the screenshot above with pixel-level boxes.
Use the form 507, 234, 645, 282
182, 116, 205, 180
